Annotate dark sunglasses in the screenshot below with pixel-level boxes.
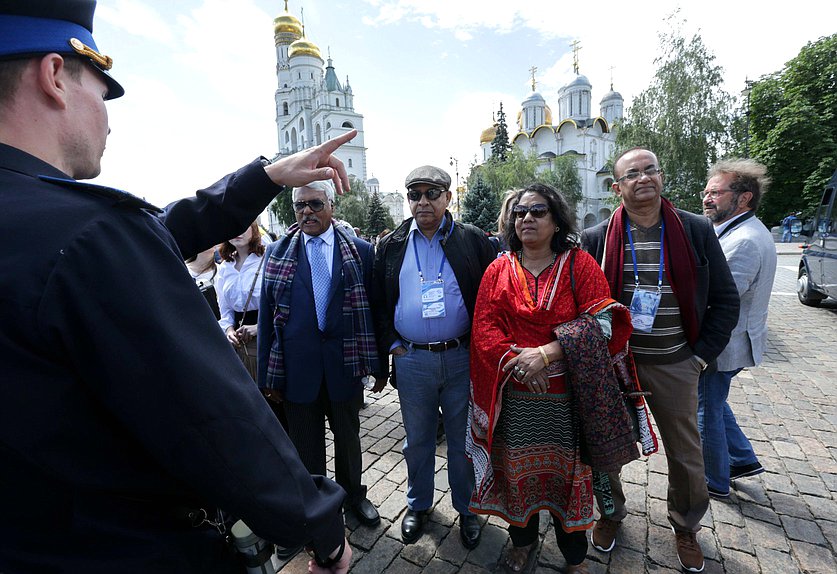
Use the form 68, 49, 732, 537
293, 199, 327, 213
407, 188, 445, 202
512, 203, 550, 219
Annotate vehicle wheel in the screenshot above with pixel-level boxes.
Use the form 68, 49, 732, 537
797, 267, 824, 307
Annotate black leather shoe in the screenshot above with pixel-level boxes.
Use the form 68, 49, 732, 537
351, 498, 381, 527
401, 509, 426, 544
459, 514, 482, 549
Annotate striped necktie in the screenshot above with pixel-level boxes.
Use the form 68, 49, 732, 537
308, 236, 330, 330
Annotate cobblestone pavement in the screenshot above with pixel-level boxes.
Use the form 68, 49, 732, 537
279, 243, 837, 573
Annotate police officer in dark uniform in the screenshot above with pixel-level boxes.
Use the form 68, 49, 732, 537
0, 1, 355, 572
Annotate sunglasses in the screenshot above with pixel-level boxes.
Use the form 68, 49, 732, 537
512, 203, 550, 219
293, 199, 327, 213
407, 188, 445, 201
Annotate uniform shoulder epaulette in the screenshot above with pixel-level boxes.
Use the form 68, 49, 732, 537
38, 175, 163, 213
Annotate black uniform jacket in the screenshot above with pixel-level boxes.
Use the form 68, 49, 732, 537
580, 208, 739, 364
0, 144, 345, 573
371, 212, 496, 386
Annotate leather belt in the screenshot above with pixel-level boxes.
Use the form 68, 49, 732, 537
406, 334, 470, 352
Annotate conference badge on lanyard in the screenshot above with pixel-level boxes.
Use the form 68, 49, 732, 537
414, 235, 447, 319
626, 218, 665, 333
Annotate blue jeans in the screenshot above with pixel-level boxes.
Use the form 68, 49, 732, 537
697, 369, 759, 492
394, 344, 475, 515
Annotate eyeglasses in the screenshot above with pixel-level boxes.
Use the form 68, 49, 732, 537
512, 203, 550, 219
616, 167, 663, 183
293, 199, 327, 213
699, 188, 735, 200
407, 188, 445, 201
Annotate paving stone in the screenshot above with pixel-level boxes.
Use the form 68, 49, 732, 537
744, 517, 790, 551
740, 501, 782, 526
616, 512, 648, 551
348, 519, 389, 551
399, 520, 448, 567
383, 557, 423, 573
802, 494, 837, 522
763, 472, 798, 495
790, 473, 831, 497
710, 499, 745, 527
790, 540, 837, 574
646, 524, 680, 571
715, 521, 754, 555
767, 491, 813, 519
780, 515, 827, 546
620, 459, 649, 485
648, 497, 669, 528
718, 547, 761, 573
419, 558, 459, 574
606, 547, 646, 573
623, 481, 650, 516
350, 534, 402, 573
461, 521, 505, 571
752, 546, 800, 573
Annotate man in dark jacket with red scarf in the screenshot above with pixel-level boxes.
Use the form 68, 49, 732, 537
580, 147, 738, 573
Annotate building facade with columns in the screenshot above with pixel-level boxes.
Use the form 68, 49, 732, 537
479, 67, 624, 229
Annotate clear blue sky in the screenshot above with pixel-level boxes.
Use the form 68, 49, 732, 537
90, 0, 836, 209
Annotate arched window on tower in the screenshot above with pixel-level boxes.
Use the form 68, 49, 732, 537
348, 159, 353, 168
336, 98, 340, 107
282, 102, 288, 116
315, 124, 322, 145
341, 121, 354, 129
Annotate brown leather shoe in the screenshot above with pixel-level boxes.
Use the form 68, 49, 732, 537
591, 516, 620, 552
673, 528, 705, 572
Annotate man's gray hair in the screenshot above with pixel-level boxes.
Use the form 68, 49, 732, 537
707, 158, 771, 211
292, 180, 335, 202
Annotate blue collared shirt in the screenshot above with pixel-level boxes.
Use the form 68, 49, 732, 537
394, 219, 470, 345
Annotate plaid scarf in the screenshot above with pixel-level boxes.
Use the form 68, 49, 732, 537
262, 223, 379, 389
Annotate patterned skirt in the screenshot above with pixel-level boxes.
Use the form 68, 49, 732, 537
469, 373, 593, 531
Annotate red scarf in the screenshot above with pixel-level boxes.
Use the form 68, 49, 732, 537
602, 197, 699, 345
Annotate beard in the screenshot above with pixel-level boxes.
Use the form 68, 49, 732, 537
705, 202, 737, 223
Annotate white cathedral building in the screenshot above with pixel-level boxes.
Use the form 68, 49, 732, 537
479, 66, 624, 229
268, 2, 404, 229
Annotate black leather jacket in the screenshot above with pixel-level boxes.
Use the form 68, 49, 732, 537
371, 212, 496, 385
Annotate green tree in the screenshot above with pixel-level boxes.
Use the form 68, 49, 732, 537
268, 189, 295, 227
615, 13, 733, 214
333, 175, 369, 229
744, 34, 837, 224
462, 174, 500, 232
491, 102, 511, 162
365, 190, 392, 236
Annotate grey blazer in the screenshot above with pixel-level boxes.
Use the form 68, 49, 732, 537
715, 213, 777, 371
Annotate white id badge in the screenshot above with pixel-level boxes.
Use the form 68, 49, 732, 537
421, 279, 446, 318
629, 289, 661, 333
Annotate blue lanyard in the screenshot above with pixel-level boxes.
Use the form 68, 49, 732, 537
412, 231, 447, 282
625, 217, 665, 292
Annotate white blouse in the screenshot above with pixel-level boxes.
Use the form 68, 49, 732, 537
216, 253, 263, 331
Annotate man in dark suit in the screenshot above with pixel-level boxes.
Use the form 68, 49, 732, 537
0, 2, 357, 572
258, 180, 382, 528
580, 147, 738, 573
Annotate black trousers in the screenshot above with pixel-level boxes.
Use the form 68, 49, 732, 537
284, 383, 366, 505
508, 512, 588, 566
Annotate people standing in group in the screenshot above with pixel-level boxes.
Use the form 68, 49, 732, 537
0, 2, 360, 571
371, 165, 496, 549
467, 183, 645, 574
186, 246, 221, 319
217, 221, 266, 381
698, 159, 775, 497
580, 147, 739, 573
258, 180, 383, 530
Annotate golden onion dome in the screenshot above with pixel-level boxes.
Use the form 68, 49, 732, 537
545, 104, 553, 125
480, 124, 497, 144
289, 37, 322, 59
274, 14, 303, 36
274, 1, 303, 37
516, 109, 523, 130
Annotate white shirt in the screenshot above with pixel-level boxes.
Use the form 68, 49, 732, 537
216, 252, 263, 330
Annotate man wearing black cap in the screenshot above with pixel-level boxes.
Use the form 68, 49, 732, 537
0, 1, 356, 572
371, 165, 496, 549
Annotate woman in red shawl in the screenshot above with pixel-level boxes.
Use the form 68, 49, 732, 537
466, 184, 635, 573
